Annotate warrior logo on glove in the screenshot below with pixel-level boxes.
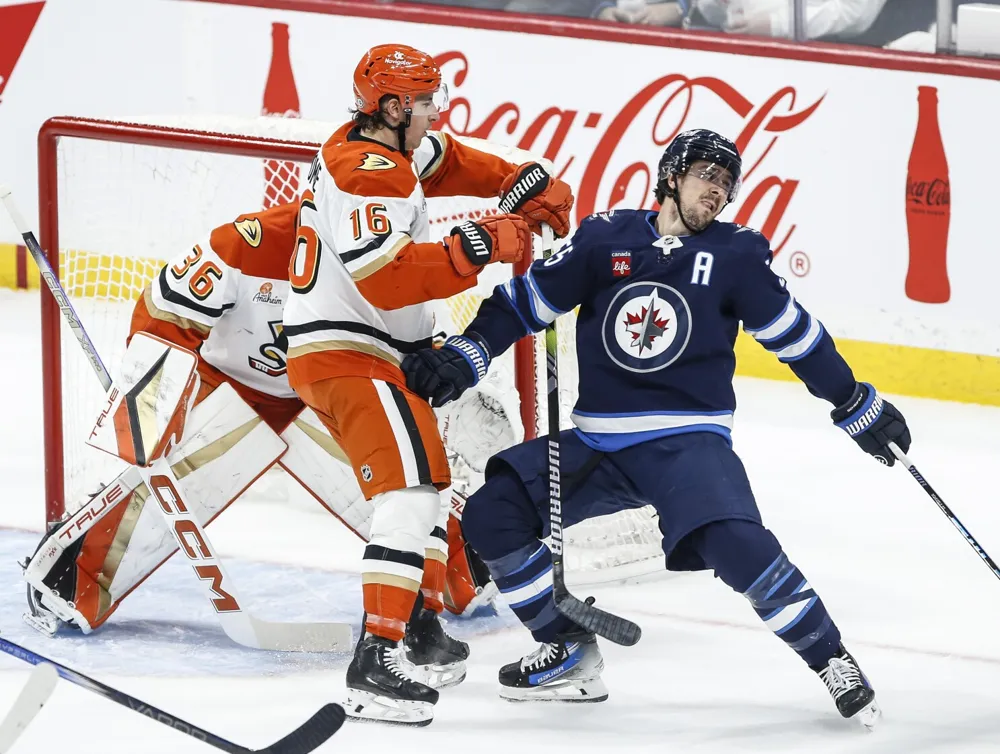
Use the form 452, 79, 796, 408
453, 221, 493, 267
498, 163, 574, 238
498, 165, 548, 214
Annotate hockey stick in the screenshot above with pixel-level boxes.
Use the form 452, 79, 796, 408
0, 636, 344, 754
541, 224, 641, 647
890, 442, 1000, 582
0, 662, 58, 753
0, 185, 352, 652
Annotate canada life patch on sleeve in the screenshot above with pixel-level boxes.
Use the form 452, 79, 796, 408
611, 251, 631, 277
357, 153, 398, 172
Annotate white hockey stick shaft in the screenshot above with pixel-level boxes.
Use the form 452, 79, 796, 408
0, 185, 111, 390
0, 663, 58, 753
0, 185, 351, 652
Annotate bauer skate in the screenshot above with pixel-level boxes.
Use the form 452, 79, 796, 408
498, 629, 608, 703
345, 633, 439, 727
813, 643, 881, 730
401, 602, 469, 690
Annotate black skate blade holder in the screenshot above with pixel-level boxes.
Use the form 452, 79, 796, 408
554, 591, 642, 647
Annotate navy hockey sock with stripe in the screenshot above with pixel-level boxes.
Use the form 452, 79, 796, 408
690, 519, 841, 668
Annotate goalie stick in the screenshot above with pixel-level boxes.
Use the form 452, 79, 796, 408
0, 185, 351, 652
890, 442, 1000, 582
540, 223, 642, 647
0, 636, 345, 754
0, 662, 57, 753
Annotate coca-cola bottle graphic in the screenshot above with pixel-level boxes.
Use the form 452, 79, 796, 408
905, 86, 950, 304
262, 22, 301, 208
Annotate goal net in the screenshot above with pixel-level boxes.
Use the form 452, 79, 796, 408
38, 115, 664, 586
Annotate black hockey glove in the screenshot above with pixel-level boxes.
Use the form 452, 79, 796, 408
830, 382, 911, 467
402, 335, 491, 408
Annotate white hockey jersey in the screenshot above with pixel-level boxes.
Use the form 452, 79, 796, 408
283, 122, 518, 389
130, 202, 299, 400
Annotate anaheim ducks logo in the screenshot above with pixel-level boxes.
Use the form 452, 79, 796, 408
234, 217, 262, 248
357, 153, 397, 172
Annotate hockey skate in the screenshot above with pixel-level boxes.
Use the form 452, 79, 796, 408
22, 583, 69, 637
345, 633, 439, 727
20, 523, 82, 637
401, 604, 469, 690
498, 629, 608, 703
814, 643, 881, 730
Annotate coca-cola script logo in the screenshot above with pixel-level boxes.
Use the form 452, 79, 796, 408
907, 178, 950, 207
434, 51, 825, 262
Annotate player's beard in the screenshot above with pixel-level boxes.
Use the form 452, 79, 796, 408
680, 200, 713, 232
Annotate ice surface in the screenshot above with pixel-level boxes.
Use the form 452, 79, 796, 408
2, 289, 1000, 753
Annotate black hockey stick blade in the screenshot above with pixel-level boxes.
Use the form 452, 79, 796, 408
556, 594, 641, 647
258, 703, 346, 754
0, 635, 345, 754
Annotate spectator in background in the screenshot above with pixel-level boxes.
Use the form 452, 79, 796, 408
403, 0, 688, 23
861, 0, 1000, 50
690, 0, 887, 40
593, 0, 687, 25
399, 0, 1000, 58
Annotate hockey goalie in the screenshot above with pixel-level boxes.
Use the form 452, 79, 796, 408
19, 200, 506, 664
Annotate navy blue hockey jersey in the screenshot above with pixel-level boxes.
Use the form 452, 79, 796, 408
466, 210, 858, 452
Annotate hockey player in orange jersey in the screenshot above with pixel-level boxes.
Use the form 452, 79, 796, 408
282, 43, 574, 725
20, 201, 498, 646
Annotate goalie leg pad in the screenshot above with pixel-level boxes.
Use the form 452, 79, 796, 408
443, 490, 497, 616
86, 332, 200, 466
196, 358, 304, 434
278, 408, 372, 540
362, 485, 442, 642
23, 382, 285, 635
22, 466, 146, 633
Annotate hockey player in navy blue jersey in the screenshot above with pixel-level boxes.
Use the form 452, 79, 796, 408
401, 130, 910, 729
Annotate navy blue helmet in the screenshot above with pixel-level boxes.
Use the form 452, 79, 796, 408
655, 129, 743, 205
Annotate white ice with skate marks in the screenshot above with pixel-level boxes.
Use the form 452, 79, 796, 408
2, 290, 1000, 752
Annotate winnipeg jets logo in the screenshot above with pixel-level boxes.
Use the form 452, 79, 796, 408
623, 290, 671, 355
602, 282, 691, 373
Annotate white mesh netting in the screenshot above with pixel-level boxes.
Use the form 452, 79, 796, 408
48, 115, 664, 585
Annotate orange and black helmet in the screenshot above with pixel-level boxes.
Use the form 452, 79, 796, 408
353, 44, 443, 115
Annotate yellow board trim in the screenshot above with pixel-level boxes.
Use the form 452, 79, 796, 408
0, 243, 17, 289
734, 330, 1000, 407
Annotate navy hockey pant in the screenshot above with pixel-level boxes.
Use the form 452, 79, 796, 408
462, 430, 842, 668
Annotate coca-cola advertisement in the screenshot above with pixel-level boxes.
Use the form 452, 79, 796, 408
0, 0, 996, 396
262, 21, 301, 208
434, 51, 821, 269
905, 86, 950, 304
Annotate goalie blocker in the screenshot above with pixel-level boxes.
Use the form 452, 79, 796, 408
23, 334, 497, 637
